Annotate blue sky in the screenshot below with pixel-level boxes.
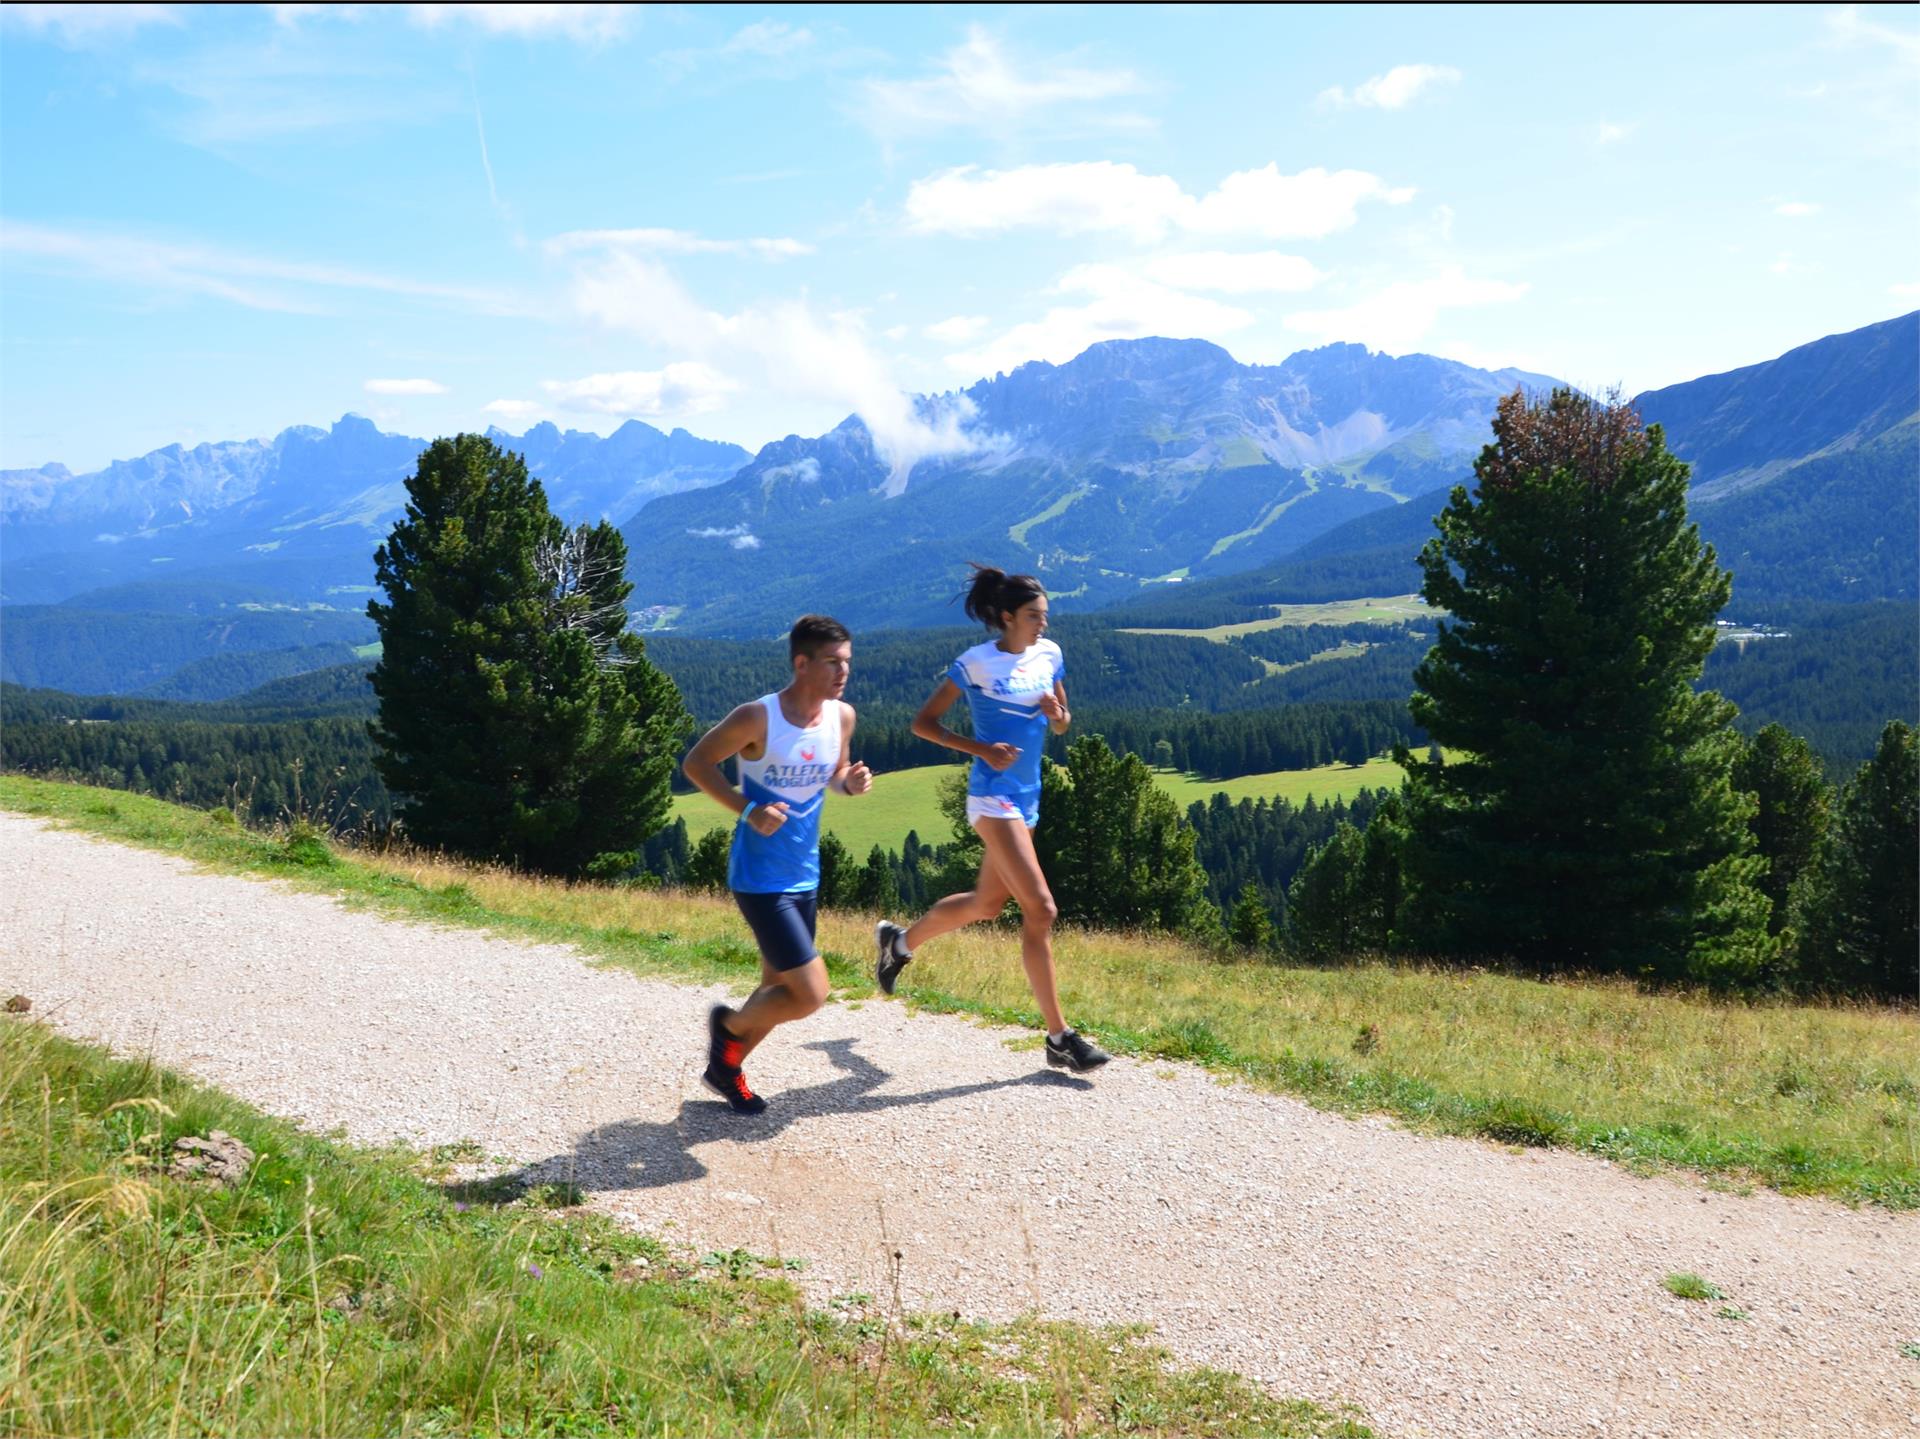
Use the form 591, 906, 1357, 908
2, 2, 1915, 472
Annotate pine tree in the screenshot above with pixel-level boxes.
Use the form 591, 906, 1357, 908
1287, 821, 1366, 959
685, 827, 731, 892
1398, 390, 1771, 982
854, 844, 901, 913
1227, 890, 1276, 952
1036, 736, 1214, 935
368, 434, 689, 875
816, 831, 855, 908
1790, 721, 1918, 999
1731, 724, 1831, 941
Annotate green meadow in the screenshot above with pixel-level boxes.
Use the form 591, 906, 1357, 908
1120, 594, 1435, 643
673, 756, 1405, 856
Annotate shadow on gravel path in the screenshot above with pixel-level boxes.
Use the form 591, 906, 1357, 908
504, 1037, 1090, 1195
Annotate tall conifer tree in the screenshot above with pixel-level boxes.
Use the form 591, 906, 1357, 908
367, 434, 688, 876
1398, 390, 1771, 981
1790, 720, 1918, 999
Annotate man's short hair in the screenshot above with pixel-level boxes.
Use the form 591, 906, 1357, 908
790, 614, 851, 661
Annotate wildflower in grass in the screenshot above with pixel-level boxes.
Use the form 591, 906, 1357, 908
527, 1261, 544, 1279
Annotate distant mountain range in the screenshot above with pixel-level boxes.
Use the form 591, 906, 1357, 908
1111, 311, 1919, 624
0, 417, 750, 607
622, 339, 1565, 632
2, 314, 1912, 695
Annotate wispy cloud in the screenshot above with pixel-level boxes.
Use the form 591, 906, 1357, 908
658, 19, 814, 75
945, 265, 1254, 378
1318, 63, 1460, 111
905, 162, 1412, 244
546, 228, 813, 260
2, 5, 180, 47
1142, 251, 1324, 294
1826, 3, 1920, 64
1593, 120, 1635, 146
565, 250, 979, 484
541, 364, 738, 417
860, 26, 1146, 140
1285, 267, 1528, 354
408, 5, 636, 44
1891, 281, 1920, 298
483, 398, 547, 423
140, 38, 451, 145
365, 378, 449, 395
925, 315, 989, 343
0, 221, 533, 316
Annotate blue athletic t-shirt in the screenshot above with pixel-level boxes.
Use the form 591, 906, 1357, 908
948, 637, 1064, 819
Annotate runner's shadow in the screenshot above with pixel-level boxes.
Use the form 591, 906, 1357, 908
509, 1036, 1090, 1196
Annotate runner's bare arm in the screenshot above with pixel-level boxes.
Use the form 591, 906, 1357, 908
1039, 680, 1071, 735
829, 702, 873, 795
912, 678, 1018, 771
682, 703, 784, 829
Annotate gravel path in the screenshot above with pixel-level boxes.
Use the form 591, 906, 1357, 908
4, 812, 1916, 1439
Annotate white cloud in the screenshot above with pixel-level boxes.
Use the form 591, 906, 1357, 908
904, 162, 1412, 244
1143, 251, 1324, 294
407, 5, 635, 43
2, 5, 180, 46
722, 19, 811, 58
925, 314, 990, 343
541, 363, 739, 417
1285, 266, 1529, 354
483, 399, 546, 422
861, 26, 1144, 138
0, 221, 531, 316
946, 265, 1253, 378
545, 228, 812, 260
1594, 120, 1635, 146
689, 524, 761, 550
565, 251, 982, 487
1319, 63, 1460, 111
268, 4, 364, 24
1773, 200, 1820, 217
658, 20, 814, 75
1891, 281, 1920, 298
364, 377, 449, 396
1827, 4, 1920, 64
883, 324, 910, 341
140, 39, 450, 146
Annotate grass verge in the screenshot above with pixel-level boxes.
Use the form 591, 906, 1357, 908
0, 1017, 1368, 1437
4, 775, 1916, 1209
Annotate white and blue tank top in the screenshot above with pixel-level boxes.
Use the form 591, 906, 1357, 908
948, 637, 1065, 821
728, 693, 841, 894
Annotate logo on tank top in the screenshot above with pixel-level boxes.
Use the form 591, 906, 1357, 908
760, 743, 832, 789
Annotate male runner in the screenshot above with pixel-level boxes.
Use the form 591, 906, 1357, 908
682, 614, 872, 1114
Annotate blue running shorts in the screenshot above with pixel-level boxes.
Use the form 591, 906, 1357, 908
732, 890, 820, 971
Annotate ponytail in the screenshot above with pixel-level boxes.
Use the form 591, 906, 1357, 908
960, 563, 1046, 631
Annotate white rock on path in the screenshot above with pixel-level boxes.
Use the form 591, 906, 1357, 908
2, 812, 1916, 1439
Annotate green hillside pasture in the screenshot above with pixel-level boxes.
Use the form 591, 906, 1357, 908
675, 757, 1405, 856
1153, 756, 1404, 810
6, 776, 1913, 1209
0, 1022, 1357, 1439
1122, 593, 1434, 642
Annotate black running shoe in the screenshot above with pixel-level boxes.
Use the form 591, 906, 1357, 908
874, 920, 912, 995
707, 1004, 745, 1074
1045, 1029, 1111, 1073
702, 1064, 769, 1115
